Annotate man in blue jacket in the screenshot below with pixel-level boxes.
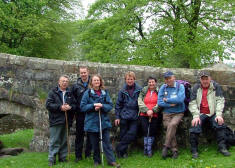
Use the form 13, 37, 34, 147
115, 71, 142, 158
158, 71, 185, 159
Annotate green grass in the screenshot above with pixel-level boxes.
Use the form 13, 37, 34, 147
0, 129, 33, 149
0, 129, 234, 168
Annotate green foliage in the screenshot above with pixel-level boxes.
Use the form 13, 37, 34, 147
36, 88, 48, 103
0, 0, 80, 59
76, 0, 235, 68
0, 129, 33, 149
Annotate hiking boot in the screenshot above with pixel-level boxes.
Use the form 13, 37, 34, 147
121, 153, 128, 158
219, 148, 230, 156
48, 161, 55, 167
94, 162, 101, 167
162, 147, 168, 159
108, 162, 121, 168
75, 157, 82, 163
85, 154, 91, 158
147, 153, 153, 158
192, 151, 198, 159
116, 149, 128, 158
48, 158, 56, 167
58, 158, 67, 162
172, 151, 178, 159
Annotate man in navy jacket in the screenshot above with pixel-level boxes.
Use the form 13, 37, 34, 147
115, 71, 142, 158
158, 71, 185, 159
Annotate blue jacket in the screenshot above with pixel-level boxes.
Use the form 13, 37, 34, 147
80, 89, 113, 132
158, 81, 185, 113
115, 83, 142, 120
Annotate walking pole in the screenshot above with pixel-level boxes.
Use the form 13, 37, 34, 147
98, 109, 104, 168
65, 110, 70, 161
147, 117, 152, 139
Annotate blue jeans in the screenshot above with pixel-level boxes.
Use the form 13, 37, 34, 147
88, 129, 116, 163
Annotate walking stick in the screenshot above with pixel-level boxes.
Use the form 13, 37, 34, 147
98, 109, 104, 168
147, 117, 152, 139
65, 110, 70, 161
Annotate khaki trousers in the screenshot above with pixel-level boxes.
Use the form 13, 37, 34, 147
163, 112, 184, 152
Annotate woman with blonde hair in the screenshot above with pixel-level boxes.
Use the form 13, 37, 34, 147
80, 74, 120, 167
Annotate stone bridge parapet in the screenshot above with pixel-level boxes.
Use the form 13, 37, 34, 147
0, 53, 234, 152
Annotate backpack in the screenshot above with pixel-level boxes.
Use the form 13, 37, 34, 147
225, 126, 235, 148
164, 80, 191, 116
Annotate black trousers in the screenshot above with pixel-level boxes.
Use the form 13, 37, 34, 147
189, 114, 227, 150
139, 116, 159, 137
116, 119, 138, 155
75, 112, 92, 158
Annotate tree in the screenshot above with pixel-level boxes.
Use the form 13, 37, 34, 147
0, 0, 81, 59
76, 0, 234, 68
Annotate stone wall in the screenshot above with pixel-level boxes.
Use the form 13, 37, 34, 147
0, 53, 234, 152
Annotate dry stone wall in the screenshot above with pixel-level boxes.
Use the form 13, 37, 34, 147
0, 53, 234, 152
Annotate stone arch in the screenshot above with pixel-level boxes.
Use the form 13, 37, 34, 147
0, 99, 34, 122
0, 88, 49, 152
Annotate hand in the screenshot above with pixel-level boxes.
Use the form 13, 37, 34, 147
147, 110, 153, 117
95, 106, 101, 111
191, 117, 201, 127
215, 116, 224, 125
94, 103, 103, 107
163, 98, 167, 102
115, 119, 120, 126
61, 104, 69, 111
170, 104, 176, 107
94, 103, 102, 111
64, 104, 71, 111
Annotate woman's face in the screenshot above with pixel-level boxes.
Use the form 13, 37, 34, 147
148, 79, 156, 90
125, 76, 135, 86
92, 76, 101, 89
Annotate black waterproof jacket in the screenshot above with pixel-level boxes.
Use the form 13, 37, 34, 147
71, 77, 90, 113
46, 86, 76, 127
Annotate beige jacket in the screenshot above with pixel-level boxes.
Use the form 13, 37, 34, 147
189, 81, 225, 119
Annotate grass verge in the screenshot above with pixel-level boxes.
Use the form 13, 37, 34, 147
0, 129, 234, 168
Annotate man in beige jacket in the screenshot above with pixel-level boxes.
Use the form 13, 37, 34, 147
189, 71, 230, 158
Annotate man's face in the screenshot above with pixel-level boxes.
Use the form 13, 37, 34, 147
164, 76, 175, 87
59, 76, 69, 91
125, 76, 135, 86
200, 76, 211, 88
80, 68, 89, 82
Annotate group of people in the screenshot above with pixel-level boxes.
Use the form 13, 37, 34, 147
46, 67, 231, 167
